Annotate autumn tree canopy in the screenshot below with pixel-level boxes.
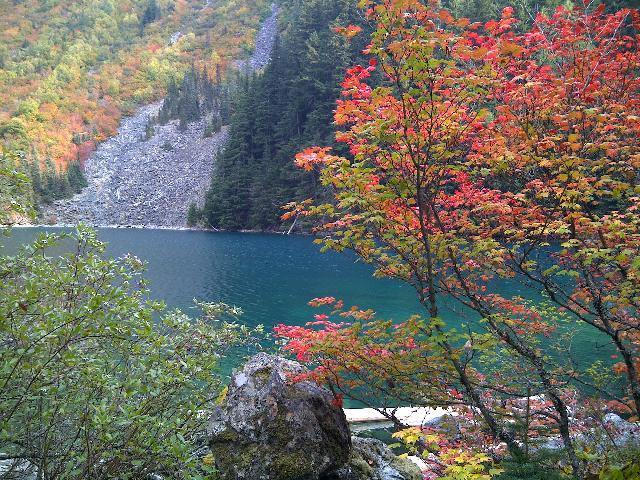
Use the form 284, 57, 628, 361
277, 1, 640, 477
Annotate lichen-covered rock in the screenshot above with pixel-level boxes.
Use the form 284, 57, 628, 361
327, 437, 423, 480
0, 457, 37, 480
207, 353, 351, 480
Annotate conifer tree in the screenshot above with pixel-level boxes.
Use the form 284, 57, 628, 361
187, 203, 200, 226
202, 0, 367, 231
29, 157, 42, 198
140, 0, 161, 32
67, 161, 87, 193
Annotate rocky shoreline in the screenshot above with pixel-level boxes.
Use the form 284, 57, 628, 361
44, 105, 230, 227
14, 223, 309, 235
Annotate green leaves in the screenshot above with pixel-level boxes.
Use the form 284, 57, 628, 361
0, 226, 261, 479
599, 461, 640, 480
0, 153, 34, 225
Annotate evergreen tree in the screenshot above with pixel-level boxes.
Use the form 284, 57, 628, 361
67, 161, 87, 193
37, 157, 84, 203
159, 78, 180, 124
143, 113, 158, 141
203, 115, 222, 138
29, 157, 42, 198
159, 67, 222, 130
202, 67, 216, 109
218, 84, 232, 124
177, 67, 201, 130
41, 158, 57, 204
187, 202, 200, 226
55, 174, 72, 199
140, 0, 161, 32
202, 0, 368, 231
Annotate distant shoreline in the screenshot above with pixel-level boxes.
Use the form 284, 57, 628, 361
6, 223, 311, 235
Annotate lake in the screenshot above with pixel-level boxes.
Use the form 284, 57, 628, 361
1, 227, 607, 375
1, 227, 425, 330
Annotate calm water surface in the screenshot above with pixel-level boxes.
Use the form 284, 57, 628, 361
1, 227, 424, 329
1, 227, 606, 370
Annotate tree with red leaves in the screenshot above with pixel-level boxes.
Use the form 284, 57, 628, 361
278, 0, 640, 476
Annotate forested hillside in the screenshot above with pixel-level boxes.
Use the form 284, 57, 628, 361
198, 0, 370, 231
2, 0, 637, 226
200, 0, 637, 231
0, 0, 270, 221
1, 0, 640, 478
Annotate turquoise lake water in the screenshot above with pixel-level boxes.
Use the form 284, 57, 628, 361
1, 227, 607, 375
1, 227, 425, 329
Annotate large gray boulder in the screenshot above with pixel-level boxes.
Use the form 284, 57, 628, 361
328, 437, 423, 480
207, 353, 351, 480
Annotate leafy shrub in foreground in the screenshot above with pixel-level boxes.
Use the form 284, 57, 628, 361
0, 226, 261, 479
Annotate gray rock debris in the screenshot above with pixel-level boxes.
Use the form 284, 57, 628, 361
236, 3, 278, 73
0, 457, 37, 480
207, 353, 351, 480
169, 31, 182, 45
328, 437, 423, 480
43, 105, 229, 228
45, 3, 279, 228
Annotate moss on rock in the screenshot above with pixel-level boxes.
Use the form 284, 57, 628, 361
269, 452, 316, 480
207, 354, 351, 480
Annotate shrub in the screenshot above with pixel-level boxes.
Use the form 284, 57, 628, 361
0, 226, 261, 479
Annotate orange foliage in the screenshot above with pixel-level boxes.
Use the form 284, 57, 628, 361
0, 0, 271, 170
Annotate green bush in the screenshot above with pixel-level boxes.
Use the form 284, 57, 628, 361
0, 153, 33, 224
0, 226, 261, 479
599, 461, 640, 480
496, 453, 568, 480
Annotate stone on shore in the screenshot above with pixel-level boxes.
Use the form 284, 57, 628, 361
207, 353, 351, 480
328, 437, 423, 480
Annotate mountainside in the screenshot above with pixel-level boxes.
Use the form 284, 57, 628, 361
43, 104, 229, 226
3, 0, 637, 227
0, 0, 272, 221
44, 4, 279, 227
198, 0, 370, 232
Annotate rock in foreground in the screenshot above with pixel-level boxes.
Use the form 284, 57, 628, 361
207, 353, 351, 480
